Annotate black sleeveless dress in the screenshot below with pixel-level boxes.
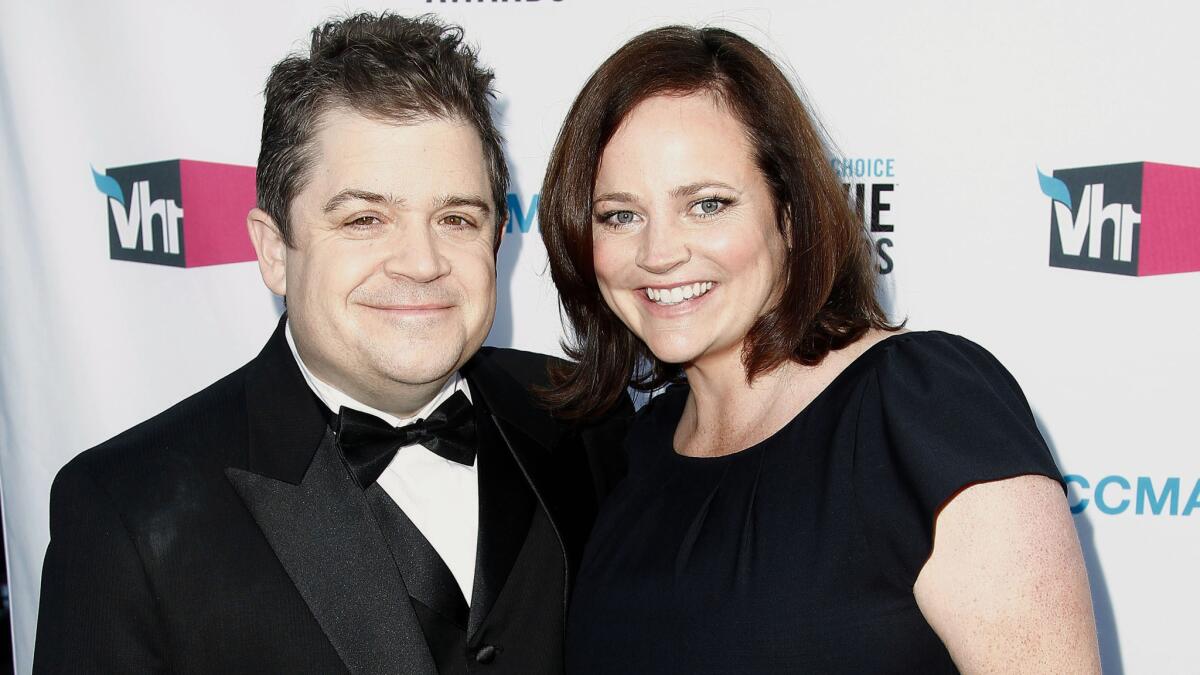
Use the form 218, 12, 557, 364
566, 332, 1065, 674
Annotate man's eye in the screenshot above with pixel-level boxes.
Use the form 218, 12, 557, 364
345, 215, 381, 228
442, 215, 475, 228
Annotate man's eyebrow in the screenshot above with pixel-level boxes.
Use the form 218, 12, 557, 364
435, 193, 491, 216
592, 191, 640, 205
322, 189, 403, 213
669, 181, 740, 199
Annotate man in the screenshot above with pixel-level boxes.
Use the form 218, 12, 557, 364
34, 13, 627, 674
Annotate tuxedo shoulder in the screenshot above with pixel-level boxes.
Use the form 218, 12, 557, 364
56, 365, 249, 503
471, 347, 632, 431
472, 346, 563, 389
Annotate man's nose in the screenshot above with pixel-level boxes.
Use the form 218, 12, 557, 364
383, 222, 451, 282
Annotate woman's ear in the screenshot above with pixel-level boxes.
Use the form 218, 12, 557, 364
780, 204, 795, 251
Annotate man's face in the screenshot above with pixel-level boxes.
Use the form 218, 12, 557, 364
267, 107, 497, 408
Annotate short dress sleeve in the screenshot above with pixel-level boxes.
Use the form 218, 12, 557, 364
852, 332, 1066, 589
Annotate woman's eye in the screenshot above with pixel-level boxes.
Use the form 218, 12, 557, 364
692, 198, 728, 217
600, 210, 639, 227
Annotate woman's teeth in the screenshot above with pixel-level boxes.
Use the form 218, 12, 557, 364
644, 282, 714, 306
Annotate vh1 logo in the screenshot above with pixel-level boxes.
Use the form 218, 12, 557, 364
92, 160, 257, 267
1039, 162, 1200, 276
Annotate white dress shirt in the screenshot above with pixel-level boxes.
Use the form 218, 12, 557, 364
285, 323, 479, 602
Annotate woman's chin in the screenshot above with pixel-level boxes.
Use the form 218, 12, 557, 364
643, 340, 704, 367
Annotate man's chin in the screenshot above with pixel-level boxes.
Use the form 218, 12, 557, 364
362, 324, 486, 379
372, 351, 466, 387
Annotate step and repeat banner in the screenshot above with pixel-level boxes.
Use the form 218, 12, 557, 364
1, 1, 1195, 672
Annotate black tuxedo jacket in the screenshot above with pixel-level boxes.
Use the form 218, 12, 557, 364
34, 319, 629, 674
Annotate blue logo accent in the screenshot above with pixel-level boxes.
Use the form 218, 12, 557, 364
1037, 167, 1072, 209
506, 193, 540, 234
91, 165, 125, 205
1065, 473, 1199, 516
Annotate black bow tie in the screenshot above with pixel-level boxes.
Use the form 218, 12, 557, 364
336, 390, 477, 489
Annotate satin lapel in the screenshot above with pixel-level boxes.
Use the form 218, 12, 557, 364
467, 392, 535, 636
365, 486, 469, 630
461, 354, 576, 618
226, 428, 436, 675
460, 351, 631, 624
241, 315, 329, 486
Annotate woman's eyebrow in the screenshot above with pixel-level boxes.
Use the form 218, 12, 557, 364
592, 191, 640, 205
669, 181, 739, 199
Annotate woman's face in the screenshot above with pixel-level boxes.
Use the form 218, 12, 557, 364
591, 92, 787, 369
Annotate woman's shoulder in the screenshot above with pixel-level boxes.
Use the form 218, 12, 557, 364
852, 329, 1045, 457
840, 330, 1027, 408
861, 330, 1013, 378
848, 330, 1064, 586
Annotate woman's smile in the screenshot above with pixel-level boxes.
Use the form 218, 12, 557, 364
641, 281, 715, 306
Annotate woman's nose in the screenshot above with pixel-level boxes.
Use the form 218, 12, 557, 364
635, 220, 691, 275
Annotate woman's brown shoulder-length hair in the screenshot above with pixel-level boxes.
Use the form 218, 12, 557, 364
539, 25, 896, 420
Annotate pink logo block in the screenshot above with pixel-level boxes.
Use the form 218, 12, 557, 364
1138, 162, 1200, 276
178, 160, 257, 267
96, 159, 257, 268
1041, 161, 1200, 276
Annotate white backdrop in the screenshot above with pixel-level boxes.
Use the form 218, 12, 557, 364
2, 1, 1197, 672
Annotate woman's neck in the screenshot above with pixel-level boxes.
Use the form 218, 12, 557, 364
674, 329, 895, 458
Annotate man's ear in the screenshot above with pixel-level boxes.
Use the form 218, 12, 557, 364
247, 208, 287, 296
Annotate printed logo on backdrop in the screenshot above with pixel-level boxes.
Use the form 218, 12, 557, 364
1066, 473, 1200, 516
1037, 162, 1200, 276
506, 193, 539, 235
833, 157, 896, 274
94, 162, 539, 266
91, 159, 258, 268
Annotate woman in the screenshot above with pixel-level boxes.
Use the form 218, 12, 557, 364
538, 26, 1100, 674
